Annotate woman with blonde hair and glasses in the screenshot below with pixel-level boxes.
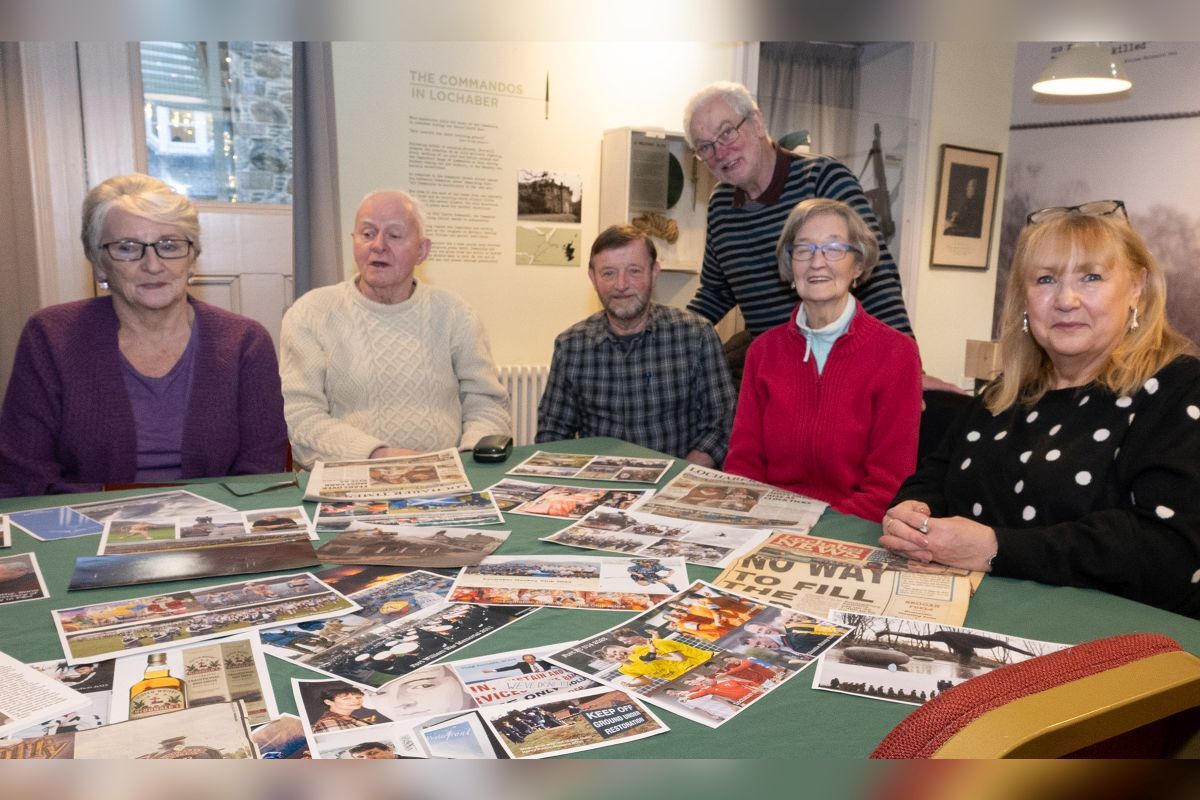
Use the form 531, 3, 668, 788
724, 198, 922, 522
881, 201, 1200, 615
0, 173, 288, 496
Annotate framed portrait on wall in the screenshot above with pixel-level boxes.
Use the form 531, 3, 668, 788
930, 145, 1002, 269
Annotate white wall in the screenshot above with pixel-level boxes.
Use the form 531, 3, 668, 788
911, 42, 1017, 386
331, 42, 740, 367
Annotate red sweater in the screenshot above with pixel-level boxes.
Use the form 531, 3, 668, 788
724, 302, 921, 522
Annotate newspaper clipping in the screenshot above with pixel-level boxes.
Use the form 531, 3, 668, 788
306, 449, 472, 501
547, 581, 848, 728
714, 533, 973, 626
813, 611, 1067, 706
543, 506, 772, 568
449, 555, 689, 611
635, 465, 827, 530
507, 451, 674, 484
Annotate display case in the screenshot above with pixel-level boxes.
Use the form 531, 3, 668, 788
599, 127, 715, 273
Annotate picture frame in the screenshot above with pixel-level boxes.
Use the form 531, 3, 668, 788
930, 144, 1002, 269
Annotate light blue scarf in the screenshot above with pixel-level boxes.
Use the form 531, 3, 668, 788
796, 299, 855, 374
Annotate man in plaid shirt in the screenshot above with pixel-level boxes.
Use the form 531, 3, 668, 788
536, 225, 735, 467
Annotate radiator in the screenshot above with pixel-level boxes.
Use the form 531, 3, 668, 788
498, 364, 550, 446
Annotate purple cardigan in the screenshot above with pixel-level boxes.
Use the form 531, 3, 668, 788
0, 296, 288, 497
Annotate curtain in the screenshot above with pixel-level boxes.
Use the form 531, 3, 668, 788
757, 42, 860, 161
0, 43, 40, 400
292, 41, 343, 296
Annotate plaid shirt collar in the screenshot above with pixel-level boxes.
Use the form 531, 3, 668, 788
583, 303, 665, 345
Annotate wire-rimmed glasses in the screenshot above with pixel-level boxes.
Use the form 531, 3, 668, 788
1025, 200, 1126, 225
693, 116, 750, 161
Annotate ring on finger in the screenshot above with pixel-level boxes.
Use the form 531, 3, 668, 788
919, 517, 930, 534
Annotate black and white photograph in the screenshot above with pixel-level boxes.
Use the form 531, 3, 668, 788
930, 144, 1002, 268
813, 612, 1067, 706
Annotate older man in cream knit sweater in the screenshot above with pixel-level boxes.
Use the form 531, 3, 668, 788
281, 190, 510, 467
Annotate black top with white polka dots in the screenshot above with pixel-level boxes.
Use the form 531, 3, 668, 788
895, 355, 1200, 617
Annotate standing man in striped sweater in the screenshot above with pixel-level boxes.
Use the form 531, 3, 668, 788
683, 82, 957, 393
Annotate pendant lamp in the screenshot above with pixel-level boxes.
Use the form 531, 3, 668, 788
1032, 43, 1132, 96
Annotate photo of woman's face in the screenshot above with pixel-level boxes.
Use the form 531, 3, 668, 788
362, 665, 472, 719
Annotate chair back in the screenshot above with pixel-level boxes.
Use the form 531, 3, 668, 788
871, 633, 1200, 758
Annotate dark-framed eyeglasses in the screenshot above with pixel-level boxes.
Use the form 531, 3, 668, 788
1026, 200, 1126, 225
784, 241, 863, 263
694, 116, 750, 161
101, 238, 194, 261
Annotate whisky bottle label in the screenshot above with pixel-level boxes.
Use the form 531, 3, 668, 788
129, 687, 186, 719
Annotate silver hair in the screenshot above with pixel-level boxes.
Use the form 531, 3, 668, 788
682, 81, 761, 148
775, 198, 880, 285
358, 189, 428, 237
80, 174, 200, 266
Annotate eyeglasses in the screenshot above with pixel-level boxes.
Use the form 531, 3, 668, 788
101, 238, 194, 261
694, 116, 750, 161
1026, 200, 1126, 225
220, 470, 302, 497
784, 242, 863, 262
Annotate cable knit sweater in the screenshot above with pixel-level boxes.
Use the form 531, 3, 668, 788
0, 296, 288, 497
280, 277, 510, 466
724, 301, 922, 522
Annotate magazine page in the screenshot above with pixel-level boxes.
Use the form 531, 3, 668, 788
316, 523, 510, 568
486, 478, 651, 521
293, 644, 600, 759
292, 673, 488, 760
259, 570, 454, 660
635, 464, 827, 530
547, 581, 848, 728
507, 451, 674, 484
714, 534, 973, 626
412, 712, 498, 759
0, 701, 257, 760
2, 631, 277, 739
291, 602, 536, 690
449, 644, 600, 707
314, 492, 505, 532
812, 611, 1068, 706
96, 506, 315, 556
477, 686, 668, 759
52, 572, 359, 663
0, 552, 50, 605
8, 490, 235, 541
449, 555, 689, 611
107, 631, 278, 726
305, 449, 471, 501
543, 505, 772, 568
0, 660, 115, 740
70, 535, 319, 591
0, 649, 90, 739
251, 713, 310, 758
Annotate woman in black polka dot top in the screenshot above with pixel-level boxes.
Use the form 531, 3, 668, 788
880, 207, 1200, 616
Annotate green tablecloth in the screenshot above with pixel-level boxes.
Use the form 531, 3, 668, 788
2, 437, 1198, 758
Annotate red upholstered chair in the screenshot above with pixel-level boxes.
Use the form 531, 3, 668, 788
871, 633, 1200, 758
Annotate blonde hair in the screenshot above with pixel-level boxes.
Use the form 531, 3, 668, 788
80, 173, 200, 265
775, 198, 879, 285
985, 213, 1195, 413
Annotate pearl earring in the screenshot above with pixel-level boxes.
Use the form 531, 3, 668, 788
1130, 307, 1140, 330
1021, 311, 1029, 333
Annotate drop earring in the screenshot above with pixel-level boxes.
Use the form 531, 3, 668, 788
1021, 311, 1029, 333
1130, 307, 1140, 330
